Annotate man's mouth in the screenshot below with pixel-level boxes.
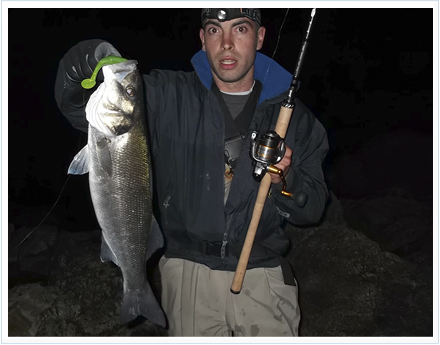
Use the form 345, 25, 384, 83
221, 59, 237, 65
219, 58, 238, 70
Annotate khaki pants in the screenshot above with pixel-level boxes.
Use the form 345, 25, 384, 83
159, 256, 300, 336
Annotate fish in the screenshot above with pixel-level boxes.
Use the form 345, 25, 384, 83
67, 60, 166, 327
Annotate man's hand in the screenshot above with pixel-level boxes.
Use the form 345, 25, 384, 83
63, 40, 121, 107
268, 145, 292, 184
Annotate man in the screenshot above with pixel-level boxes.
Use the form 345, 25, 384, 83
55, 8, 328, 336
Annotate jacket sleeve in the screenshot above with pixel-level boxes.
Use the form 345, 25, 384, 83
272, 99, 329, 225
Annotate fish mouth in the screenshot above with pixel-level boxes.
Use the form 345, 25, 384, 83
102, 104, 133, 121
103, 60, 138, 84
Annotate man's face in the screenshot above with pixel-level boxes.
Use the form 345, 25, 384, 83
199, 17, 266, 92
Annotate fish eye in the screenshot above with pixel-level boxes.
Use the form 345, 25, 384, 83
126, 86, 135, 97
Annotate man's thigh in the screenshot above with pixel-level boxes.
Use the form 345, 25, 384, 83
159, 256, 230, 336
159, 257, 300, 337
229, 266, 300, 336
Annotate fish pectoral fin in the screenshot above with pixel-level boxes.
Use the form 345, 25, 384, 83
145, 216, 164, 261
68, 145, 89, 175
100, 235, 119, 266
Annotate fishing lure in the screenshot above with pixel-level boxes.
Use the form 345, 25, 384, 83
81, 55, 127, 89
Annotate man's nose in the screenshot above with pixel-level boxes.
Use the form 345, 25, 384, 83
222, 33, 234, 50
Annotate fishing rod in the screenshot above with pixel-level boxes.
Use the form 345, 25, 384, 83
231, 8, 317, 294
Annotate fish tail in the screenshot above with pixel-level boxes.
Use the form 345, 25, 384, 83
120, 283, 166, 327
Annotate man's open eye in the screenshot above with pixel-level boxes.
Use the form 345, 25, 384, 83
208, 27, 219, 34
236, 26, 248, 33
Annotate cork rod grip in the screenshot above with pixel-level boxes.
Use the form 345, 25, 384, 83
230, 173, 272, 293
275, 106, 293, 138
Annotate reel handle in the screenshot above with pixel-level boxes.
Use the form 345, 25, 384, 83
267, 165, 292, 197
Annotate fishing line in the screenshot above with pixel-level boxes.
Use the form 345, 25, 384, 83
262, 8, 290, 85
271, 8, 290, 61
13, 174, 71, 250
13, 128, 85, 249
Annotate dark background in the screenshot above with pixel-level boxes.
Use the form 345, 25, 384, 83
8, 7, 433, 227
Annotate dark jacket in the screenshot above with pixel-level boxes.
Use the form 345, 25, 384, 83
55, 48, 329, 271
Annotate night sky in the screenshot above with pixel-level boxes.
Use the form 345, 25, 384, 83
7, 7, 433, 222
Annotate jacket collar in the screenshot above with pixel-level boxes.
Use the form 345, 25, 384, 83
191, 50, 292, 105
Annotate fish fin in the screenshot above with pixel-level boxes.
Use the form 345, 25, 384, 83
68, 145, 89, 175
120, 284, 166, 327
100, 235, 119, 266
145, 216, 164, 261
96, 137, 113, 177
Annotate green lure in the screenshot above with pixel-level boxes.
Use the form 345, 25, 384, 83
81, 56, 127, 89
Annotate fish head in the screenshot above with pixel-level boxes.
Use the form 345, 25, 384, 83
86, 60, 144, 137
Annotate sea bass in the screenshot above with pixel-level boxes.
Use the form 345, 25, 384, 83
68, 60, 166, 327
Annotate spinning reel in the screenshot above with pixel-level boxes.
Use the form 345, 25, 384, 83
250, 130, 292, 197
250, 130, 308, 207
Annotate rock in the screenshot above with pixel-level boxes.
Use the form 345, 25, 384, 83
12, 229, 167, 337
9, 225, 58, 262
287, 220, 432, 336
9, 225, 60, 288
8, 188, 432, 337
341, 194, 432, 258
8, 283, 59, 336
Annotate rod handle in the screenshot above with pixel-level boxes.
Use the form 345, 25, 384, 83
275, 106, 294, 138
230, 173, 272, 294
